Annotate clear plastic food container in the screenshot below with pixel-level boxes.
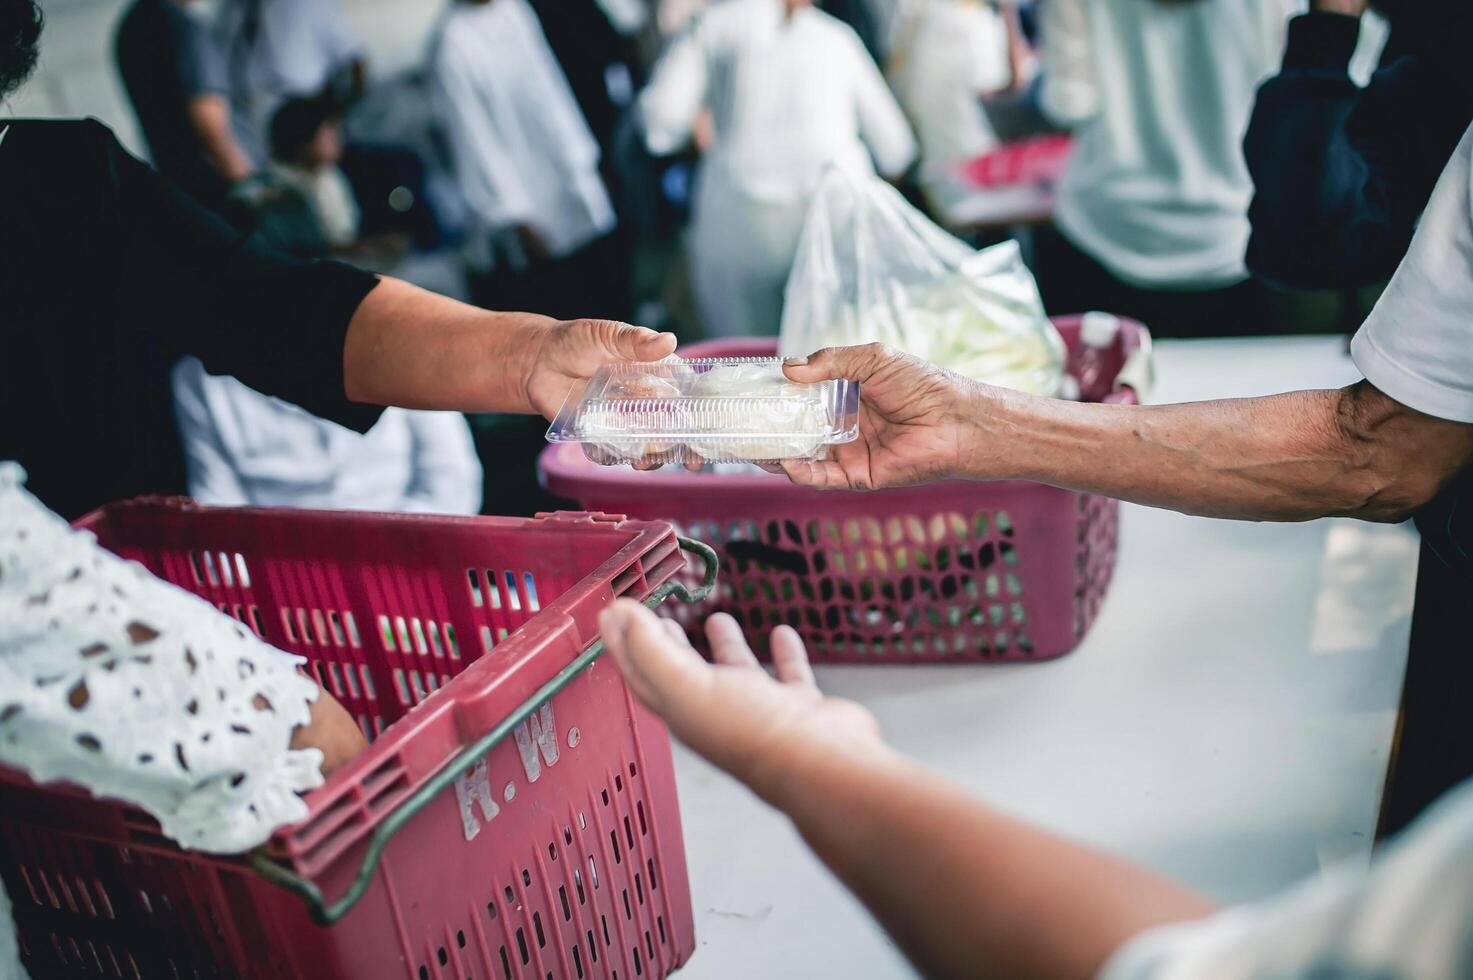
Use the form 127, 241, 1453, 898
546, 357, 860, 465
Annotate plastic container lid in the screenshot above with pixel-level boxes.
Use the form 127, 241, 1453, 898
547, 357, 860, 465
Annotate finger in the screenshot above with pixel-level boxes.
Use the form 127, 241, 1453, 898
783, 343, 893, 384
768, 625, 817, 688
600, 600, 706, 708
703, 613, 760, 668
589, 320, 678, 363
780, 458, 847, 489
660, 618, 694, 647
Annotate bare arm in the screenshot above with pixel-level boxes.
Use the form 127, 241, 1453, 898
185, 94, 254, 185
599, 603, 1211, 980
782, 345, 1473, 524
973, 381, 1473, 522
342, 277, 676, 419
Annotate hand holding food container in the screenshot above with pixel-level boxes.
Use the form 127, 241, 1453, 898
546, 356, 860, 466
544, 167, 1083, 472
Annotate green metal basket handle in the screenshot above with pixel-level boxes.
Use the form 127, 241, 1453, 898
250, 536, 719, 925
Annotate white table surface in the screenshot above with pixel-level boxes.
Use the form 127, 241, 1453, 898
669, 335, 1420, 979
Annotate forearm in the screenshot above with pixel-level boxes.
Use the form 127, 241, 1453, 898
971, 383, 1442, 523
342, 277, 552, 413
187, 95, 254, 184
765, 747, 1210, 980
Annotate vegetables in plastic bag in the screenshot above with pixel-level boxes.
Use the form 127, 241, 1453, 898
779, 167, 1065, 396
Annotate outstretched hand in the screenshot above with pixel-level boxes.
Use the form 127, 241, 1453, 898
780, 343, 982, 490
598, 602, 884, 800
525, 319, 677, 421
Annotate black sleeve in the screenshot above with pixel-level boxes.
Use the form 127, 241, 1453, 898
96, 120, 386, 432
1243, 13, 1470, 290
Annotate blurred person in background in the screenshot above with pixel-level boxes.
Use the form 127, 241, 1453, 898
172, 356, 482, 514
217, 0, 439, 252
430, 0, 627, 321
1032, 0, 1297, 336
887, 0, 1026, 210
638, 0, 916, 338
263, 90, 410, 264
529, 0, 643, 161
216, 0, 366, 150
115, 0, 258, 205
1245, 0, 1473, 290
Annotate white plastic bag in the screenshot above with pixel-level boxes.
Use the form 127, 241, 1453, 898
779, 168, 1066, 396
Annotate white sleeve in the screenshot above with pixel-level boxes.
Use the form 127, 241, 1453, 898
400, 412, 484, 515
0, 464, 323, 855
849, 32, 917, 178
1350, 123, 1473, 423
968, 7, 1013, 95
638, 19, 710, 156
171, 358, 251, 507
431, 37, 538, 229
1099, 780, 1473, 980
1037, 0, 1099, 128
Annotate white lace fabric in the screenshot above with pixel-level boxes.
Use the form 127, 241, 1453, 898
0, 462, 324, 854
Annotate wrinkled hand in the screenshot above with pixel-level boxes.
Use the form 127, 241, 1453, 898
780, 344, 980, 490
598, 602, 883, 800
525, 319, 677, 421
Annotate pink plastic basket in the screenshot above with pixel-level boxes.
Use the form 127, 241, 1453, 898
0, 502, 719, 979
540, 316, 1145, 663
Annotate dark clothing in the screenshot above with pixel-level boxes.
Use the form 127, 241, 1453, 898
0, 119, 381, 520
115, 0, 234, 202
820, 0, 883, 67
526, 0, 638, 155
1244, 10, 1473, 290
470, 231, 629, 323
1381, 467, 1473, 837
1032, 225, 1279, 338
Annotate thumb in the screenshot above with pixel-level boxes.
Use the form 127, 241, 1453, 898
598, 599, 704, 710
783, 342, 894, 385
590, 320, 677, 362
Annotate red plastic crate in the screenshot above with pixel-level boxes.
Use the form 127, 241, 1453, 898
957, 134, 1073, 189
0, 502, 714, 979
540, 317, 1146, 663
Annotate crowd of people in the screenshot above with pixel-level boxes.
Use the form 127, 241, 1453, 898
4, 0, 1473, 977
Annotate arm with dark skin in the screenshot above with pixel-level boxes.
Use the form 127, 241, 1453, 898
779, 345, 1473, 523
598, 603, 1213, 980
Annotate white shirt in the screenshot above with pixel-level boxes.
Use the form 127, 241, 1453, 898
1100, 778, 1473, 980
272, 162, 360, 247
1351, 122, 1473, 423
888, 0, 1010, 172
172, 358, 483, 514
1040, 0, 1299, 289
430, 0, 616, 259
639, 0, 916, 205
1, 463, 329, 980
